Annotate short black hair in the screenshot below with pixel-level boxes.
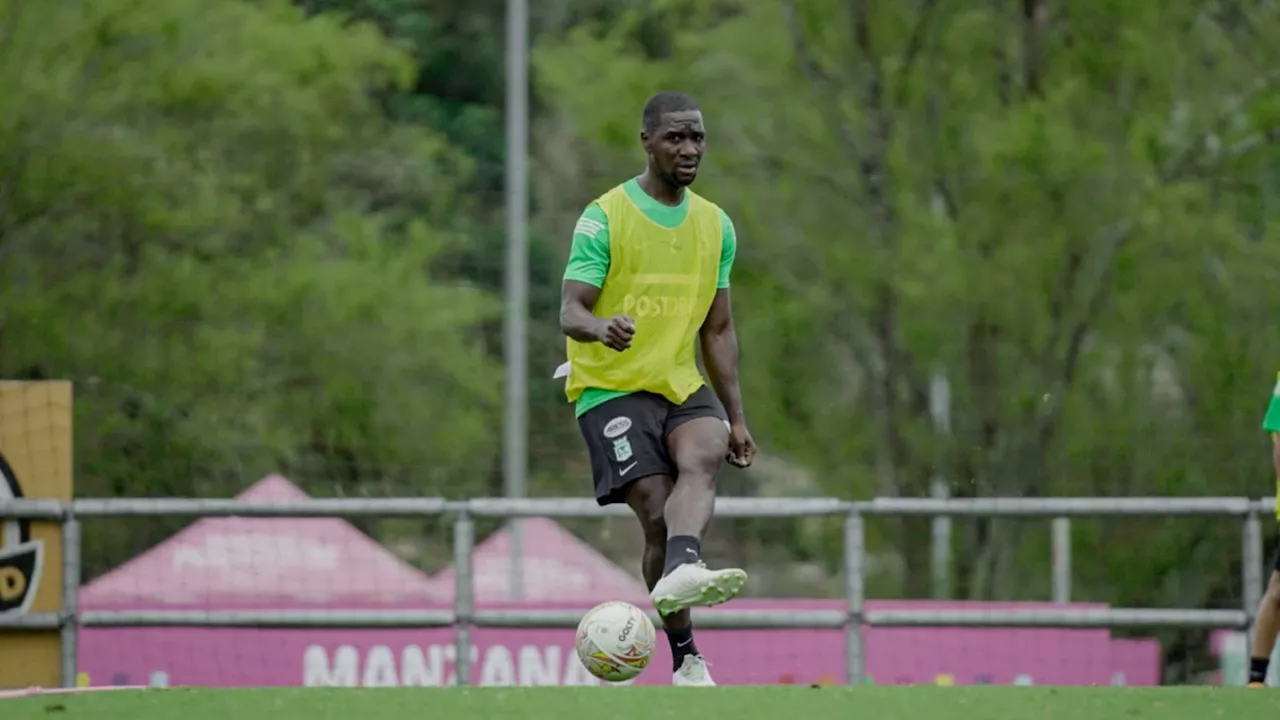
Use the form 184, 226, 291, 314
642, 91, 701, 134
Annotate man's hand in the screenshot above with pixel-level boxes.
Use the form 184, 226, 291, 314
594, 314, 635, 351
726, 422, 756, 468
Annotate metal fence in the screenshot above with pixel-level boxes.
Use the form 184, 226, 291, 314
0, 495, 1272, 687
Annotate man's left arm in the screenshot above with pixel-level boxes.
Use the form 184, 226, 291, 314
701, 289, 745, 424
700, 209, 754, 466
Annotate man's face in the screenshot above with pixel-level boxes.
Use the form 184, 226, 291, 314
642, 111, 705, 187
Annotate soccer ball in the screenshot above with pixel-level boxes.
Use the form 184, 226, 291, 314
574, 601, 657, 682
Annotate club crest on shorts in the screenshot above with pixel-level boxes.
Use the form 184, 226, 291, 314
612, 437, 633, 462
603, 416, 632, 439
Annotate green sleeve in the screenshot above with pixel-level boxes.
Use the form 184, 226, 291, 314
563, 204, 610, 288
717, 208, 737, 290
1264, 372, 1280, 432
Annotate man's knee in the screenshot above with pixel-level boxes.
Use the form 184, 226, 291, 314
669, 417, 729, 481
627, 477, 673, 544
639, 501, 668, 545
1266, 573, 1280, 606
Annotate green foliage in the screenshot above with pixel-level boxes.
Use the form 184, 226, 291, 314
0, 0, 501, 572
295, 0, 507, 199
533, 0, 1280, 671
6, 0, 1280, 682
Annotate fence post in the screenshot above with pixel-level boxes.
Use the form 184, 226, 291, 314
453, 510, 476, 687
1243, 508, 1264, 661
844, 510, 865, 686
60, 516, 81, 688
930, 480, 951, 600
1051, 517, 1071, 603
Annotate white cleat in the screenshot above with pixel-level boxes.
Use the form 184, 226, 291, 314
650, 561, 747, 616
673, 655, 716, 686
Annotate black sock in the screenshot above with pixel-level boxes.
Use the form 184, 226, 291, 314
663, 535, 701, 576
667, 626, 698, 669
1251, 656, 1270, 684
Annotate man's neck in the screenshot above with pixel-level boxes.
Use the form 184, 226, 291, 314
637, 169, 684, 207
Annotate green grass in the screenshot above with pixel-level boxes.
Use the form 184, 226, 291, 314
6, 687, 1280, 720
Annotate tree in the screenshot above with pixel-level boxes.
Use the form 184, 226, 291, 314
533, 0, 1280, 673
0, 0, 501, 575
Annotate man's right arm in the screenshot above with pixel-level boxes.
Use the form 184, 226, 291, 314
1272, 433, 1280, 480
561, 283, 604, 342
560, 205, 610, 343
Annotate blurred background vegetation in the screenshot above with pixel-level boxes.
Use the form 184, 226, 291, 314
3, 0, 1280, 682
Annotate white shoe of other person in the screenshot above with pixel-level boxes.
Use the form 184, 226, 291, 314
673, 655, 716, 686
650, 561, 747, 616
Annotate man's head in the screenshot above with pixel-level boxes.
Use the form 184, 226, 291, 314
640, 91, 705, 188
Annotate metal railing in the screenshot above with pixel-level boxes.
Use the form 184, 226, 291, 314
0, 495, 1271, 687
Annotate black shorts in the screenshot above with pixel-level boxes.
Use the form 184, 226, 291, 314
1273, 543, 1280, 574
577, 385, 729, 506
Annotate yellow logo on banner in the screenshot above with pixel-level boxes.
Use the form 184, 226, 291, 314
0, 382, 73, 690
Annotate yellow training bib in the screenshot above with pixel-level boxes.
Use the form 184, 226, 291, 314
565, 184, 723, 405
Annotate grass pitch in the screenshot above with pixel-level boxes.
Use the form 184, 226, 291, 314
5, 686, 1280, 720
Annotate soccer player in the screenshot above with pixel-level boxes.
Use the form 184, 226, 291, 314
558, 91, 755, 687
1248, 372, 1280, 686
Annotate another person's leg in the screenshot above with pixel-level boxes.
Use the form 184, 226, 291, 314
1248, 554, 1280, 685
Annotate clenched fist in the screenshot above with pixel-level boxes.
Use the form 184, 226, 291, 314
594, 315, 635, 351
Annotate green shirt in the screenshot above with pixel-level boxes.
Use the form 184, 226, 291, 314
1263, 372, 1280, 518
562, 178, 737, 417
1265, 372, 1280, 433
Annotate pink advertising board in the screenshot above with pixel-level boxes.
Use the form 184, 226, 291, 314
78, 599, 1162, 688
70, 475, 1163, 688
79, 475, 451, 608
